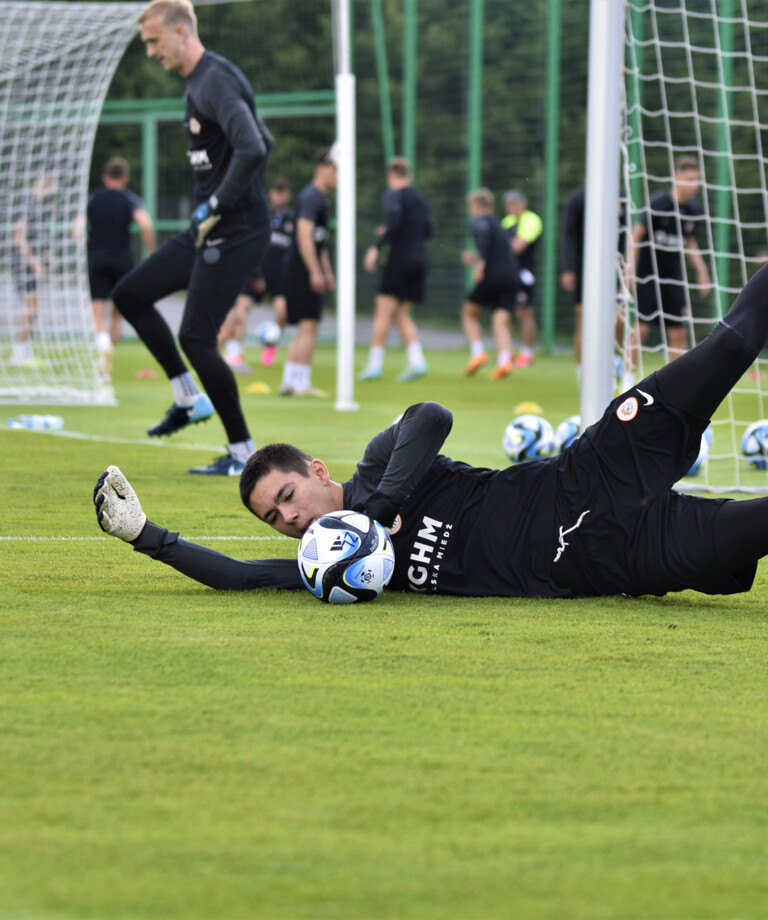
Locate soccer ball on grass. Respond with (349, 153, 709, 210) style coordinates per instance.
(554, 415, 581, 453)
(297, 510, 395, 604)
(503, 414, 555, 463)
(256, 319, 281, 346)
(741, 420, 768, 471)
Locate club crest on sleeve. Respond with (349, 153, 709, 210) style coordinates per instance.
(616, 396, 639, 422)
(386, 514, 403, 536)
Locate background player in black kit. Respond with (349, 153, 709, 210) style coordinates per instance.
(10, 173, 58, 367)
(218, 177, 294, 373)
(560, 184, 631, 387)
(112, 0, 274, 476)
(461, 188, 520, 380)
(85, 157, 156, 376)
(359, 156, 431, 383)
(95, 259, 768, 600)
(630, 155, 712, 361)
(501, 190, 542, 368)
(279, 148, 336, 398)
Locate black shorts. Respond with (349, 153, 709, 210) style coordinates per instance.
(88, 250, 133, 300)
(467, 276, 518, 312)
(378, 260, 427, 303)
(240, 264, 286, 300)
(636, 278, 688, 327)
(551, 374, 751, 597)
(284, 263, 323, 323)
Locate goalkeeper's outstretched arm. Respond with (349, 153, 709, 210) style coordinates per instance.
(94, 466, 303, 591)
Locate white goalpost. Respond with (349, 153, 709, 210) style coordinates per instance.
(615, 0, 768, 492)
(0, 1, 142, 405)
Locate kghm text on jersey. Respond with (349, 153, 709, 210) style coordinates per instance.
(187, 149, 211, 170)
(407, 516, 454, 592)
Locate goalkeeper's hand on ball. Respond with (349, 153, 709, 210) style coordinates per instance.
(93, 466, 147, 542)
(361, 491, 399, 529)
(191, 195, 221, 247)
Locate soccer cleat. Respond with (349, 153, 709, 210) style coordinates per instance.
(464, 352, 488, 376)
(279, 383, 294, 396)
(224, 353, 252, 375)
(489, 361, 514, 381)
(358, 366, 383, 381)
(395, 361, 428, 383)
(147, 393, 214, 437)
(261, 344, 277, 367)
(188, 452, 245, 476)
(514, 352, 535, 369)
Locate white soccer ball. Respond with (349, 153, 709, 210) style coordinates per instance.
(256, 319, 281, 346)
(741, 420, 768, 471)
(503, 414, 555, 463)
(686, 425, 714, 476)
(297, 510, 396, 604)
(554, 415, 581, 453)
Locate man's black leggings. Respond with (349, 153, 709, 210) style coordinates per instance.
(113, 224, 268, 444)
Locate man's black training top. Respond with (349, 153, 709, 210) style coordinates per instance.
(376, 187, 432, 266)
(184, 50, 274, 210)
(636, 189, 703, 283)
(470, 214, 518, 285)
(260, 205, 295, 279)
(288, 183, 333, 268)
(87, 188, 143, 254)
(131, 402, 568, 598)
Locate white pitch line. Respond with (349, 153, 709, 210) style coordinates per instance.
(2, 427, 357, 463)
(2, 427, 216, 451)
(0, 535, 292, 542)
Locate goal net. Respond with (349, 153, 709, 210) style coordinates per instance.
(0, 1, 142, 405)
(620, 0, 768, 491)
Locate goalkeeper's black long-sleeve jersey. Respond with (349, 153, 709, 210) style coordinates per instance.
(132, 402, 572, 597)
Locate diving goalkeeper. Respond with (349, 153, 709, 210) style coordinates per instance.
(96, 262, 768, 598)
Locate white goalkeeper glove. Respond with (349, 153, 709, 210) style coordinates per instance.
(93, 465, 147, 542)
(191, 195, 221, 248)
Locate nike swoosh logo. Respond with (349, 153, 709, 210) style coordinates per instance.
(636, 388, 654, 406)
(227, 464, 241, 476)
(205, 237, 226, 247)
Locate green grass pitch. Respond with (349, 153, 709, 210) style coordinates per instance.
(2, 341, 768, 919)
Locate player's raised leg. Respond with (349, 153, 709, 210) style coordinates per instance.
(653, 262, 768, 420)
(112, 232, 215, 437)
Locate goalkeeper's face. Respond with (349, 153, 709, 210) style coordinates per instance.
(247, 460, 343, 539)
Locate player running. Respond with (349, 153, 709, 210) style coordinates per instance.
(112, 0, 274, 476)
(461, 189, 520, 381)
(85, 157, 156, 376)
(278, 148, 337, 398)
(96, 261, 768, 599)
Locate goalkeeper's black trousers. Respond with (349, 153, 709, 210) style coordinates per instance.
(654, 261, 768, 572)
